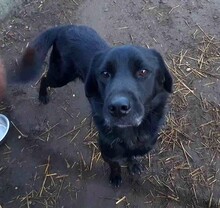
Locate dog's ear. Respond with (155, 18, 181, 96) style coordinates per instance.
(85, 52, 105, 98)
(150, 49, 173, 93)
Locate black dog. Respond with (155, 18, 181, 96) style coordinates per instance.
(18, 25, 173, 187)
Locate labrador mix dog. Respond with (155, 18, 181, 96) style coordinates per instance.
(17, 25, 173, 187)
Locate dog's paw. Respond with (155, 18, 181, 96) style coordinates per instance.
(128, 161, 143, 175)
(39, 95, 49, 104)
(109, 174, 122, 187)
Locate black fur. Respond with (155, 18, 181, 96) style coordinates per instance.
(18, 25, 173, 187)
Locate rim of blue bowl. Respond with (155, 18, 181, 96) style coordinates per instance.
(0, 114, 10, 143)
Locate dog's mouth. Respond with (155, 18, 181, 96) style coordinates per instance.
(105, 115, 143, 128)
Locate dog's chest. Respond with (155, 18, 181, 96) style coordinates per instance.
(113, 128, 152, 150)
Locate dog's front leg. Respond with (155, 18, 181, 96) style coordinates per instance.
(127, 157, 143, 175)
(98, 132, 123, 187)
(107, 160, 122, 187)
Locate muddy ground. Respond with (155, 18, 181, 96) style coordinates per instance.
(0, 0, 220, 207)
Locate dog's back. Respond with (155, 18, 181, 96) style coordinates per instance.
(17, 25, 109, 82)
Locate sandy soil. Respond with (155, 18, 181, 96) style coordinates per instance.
(0, 0, 219, 207)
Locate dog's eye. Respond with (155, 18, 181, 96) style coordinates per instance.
(136, 69, 148, 78)
(101, 71, 111, 79)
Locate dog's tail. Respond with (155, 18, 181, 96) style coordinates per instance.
(17, 26, 63, 82)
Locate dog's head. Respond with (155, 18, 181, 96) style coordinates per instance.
(85, 46, 173, 128)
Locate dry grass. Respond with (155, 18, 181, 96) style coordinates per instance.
(18, 156, 78, 207)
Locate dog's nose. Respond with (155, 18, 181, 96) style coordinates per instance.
(108, 97, 131, 117)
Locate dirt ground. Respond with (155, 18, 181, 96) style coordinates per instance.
(0, 0, 220, 207)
